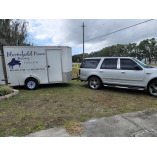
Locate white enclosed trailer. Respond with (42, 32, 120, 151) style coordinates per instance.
(0, 46, 72, 89)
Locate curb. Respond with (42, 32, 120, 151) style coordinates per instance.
(0, 89, 19, 100)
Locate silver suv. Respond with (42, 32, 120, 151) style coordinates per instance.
(79, 57, 157, 97)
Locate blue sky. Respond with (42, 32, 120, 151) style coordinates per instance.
(27, 19, 157, 56)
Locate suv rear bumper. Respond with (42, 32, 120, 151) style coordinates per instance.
(79, 76, 88, 81)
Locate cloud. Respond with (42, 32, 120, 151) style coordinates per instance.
(28, 19, 157, 54)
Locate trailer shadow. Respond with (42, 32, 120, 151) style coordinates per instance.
(81, 83, 148, 96)
(39, 83, 72, 89)
(13, 83, 72, 90)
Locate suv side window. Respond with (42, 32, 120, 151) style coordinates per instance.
(100, 59, 118, 69)
(120, 59, 139, 70)
(80, 59, 101, 69)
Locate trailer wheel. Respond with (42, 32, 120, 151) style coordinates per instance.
(25, 78, 38, 90)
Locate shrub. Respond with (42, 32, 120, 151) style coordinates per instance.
(0, 85, 13, 96)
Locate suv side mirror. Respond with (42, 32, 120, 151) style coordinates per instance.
(134, 65, 142, 70)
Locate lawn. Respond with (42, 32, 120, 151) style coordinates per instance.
(0, 68, 157, 136)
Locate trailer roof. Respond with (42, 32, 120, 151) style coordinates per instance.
(3, 46, 71, 48)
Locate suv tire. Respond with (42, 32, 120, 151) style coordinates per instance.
(147, 80, 157, 97)
(88, 76, 102, 90)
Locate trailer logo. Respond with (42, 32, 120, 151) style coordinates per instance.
(8, 58, 21, 69)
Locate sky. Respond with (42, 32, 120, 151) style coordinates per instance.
(27, 19, 157, 56)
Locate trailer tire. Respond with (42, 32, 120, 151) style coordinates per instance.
(25, 78, 38, 90)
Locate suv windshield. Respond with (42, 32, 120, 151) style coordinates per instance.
(133, 58, 153, 68)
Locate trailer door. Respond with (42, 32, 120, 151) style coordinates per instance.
(0, 50, 5, 85)
(46, 49, 62, 82)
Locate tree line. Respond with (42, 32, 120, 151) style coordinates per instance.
(72, 38, 157, 64)
(0, 19, 31, 53)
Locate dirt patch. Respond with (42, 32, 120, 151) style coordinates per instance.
(64, 122, 84, 135)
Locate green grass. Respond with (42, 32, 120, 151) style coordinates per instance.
(72, 68, 79, 78)
(72, 63, 81, 69)
(0, 69, 157, 136)
(148, 64, 157, 66)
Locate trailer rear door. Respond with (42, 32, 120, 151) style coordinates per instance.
(46, 49, 62, 82)
(0, 50, 5, 85)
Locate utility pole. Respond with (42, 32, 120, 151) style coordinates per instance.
(81, 22, 85, 60)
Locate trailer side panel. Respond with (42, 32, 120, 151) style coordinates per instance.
(3, 47, 49, 86)
(61, 47, 72, 82)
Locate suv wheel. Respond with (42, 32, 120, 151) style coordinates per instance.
(148, 80, 157, 97)
(88, 76, 102, 90)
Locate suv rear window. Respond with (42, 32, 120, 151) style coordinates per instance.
(80, 59, 100, 69)
(101, 59, 118, 69)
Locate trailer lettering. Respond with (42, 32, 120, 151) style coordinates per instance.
(7, 51, 45, 58)
(34, 51, 45, 56)
(7, 51, 33, 57)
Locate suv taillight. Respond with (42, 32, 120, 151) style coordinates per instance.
(79, 69, 80, 75)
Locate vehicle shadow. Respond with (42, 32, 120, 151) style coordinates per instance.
(82, 83, 148, 96)
(13, 82, 148, 97)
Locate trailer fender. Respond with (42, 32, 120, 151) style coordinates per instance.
(24, 76, 40, 90)
(24, 76, 40, 85)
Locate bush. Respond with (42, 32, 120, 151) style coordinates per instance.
(0, 85, 13, 96)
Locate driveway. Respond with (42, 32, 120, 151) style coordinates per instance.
(27, 110, 157, 137)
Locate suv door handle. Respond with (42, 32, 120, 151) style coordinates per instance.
(121, 71, 125, 73)
(146, 72, 151, 75)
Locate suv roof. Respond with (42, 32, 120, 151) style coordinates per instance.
(84, 57, 134, 59)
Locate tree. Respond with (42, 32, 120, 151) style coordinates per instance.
(72, 38, 157, 63)
(0, 19, 31, 53)
(149, 38, 157, 64)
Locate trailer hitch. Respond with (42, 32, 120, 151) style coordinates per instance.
(72, 76, 80, 80)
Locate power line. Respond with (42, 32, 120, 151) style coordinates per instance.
(85, 19, 154, 42)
